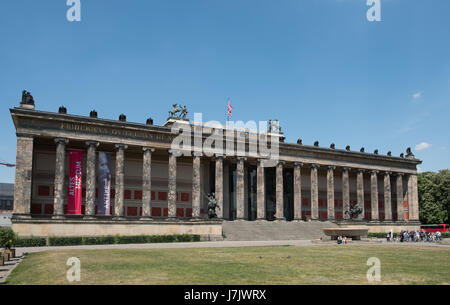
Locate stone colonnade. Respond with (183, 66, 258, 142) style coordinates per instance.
(13, 135, 420, 222)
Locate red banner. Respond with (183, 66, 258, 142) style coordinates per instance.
(67, 149, 83, 215)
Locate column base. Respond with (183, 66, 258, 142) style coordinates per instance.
(139, 216, 153, 221)
(12, 214, 32, 220)
(52, 215, 66, 220)
(112, 216, 126, 221)
(83, 215, 97, 220)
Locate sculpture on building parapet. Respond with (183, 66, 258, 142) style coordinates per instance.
(21, 90, 35, 106)
(168, 104, 188, 119)
(346, 146, 350, 151)
(314, 141, 319, 147)
(58, 106, 67, 114)
(374, 149, 379, 155)
(268, 120, 281, 133)
(387, 151, 392, 156)
(119, 114, 126, 122)
(330, 143, 335, 149)
(360, 147, 365, 152)
(90, 110, 98, 118)
(400, 153, 404, 158)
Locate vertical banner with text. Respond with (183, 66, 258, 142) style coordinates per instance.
(67, 149, 83, 214)
(97, 152, 112, 215)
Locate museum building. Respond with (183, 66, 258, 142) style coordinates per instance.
(10, 94, 422, 238)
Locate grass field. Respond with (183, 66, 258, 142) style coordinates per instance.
(6, 245, 450, 285)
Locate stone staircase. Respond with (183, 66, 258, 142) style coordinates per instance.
(222, 220, 339, 241)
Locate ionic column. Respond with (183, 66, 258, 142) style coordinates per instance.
(293, 162, 303, 220)
(327, 166, 335, 220)
(408, 174, 419, 221)
(113, 144, 128, 219)
(256, 159, 266, 220)
(356, 169, 365, 220)
(215, 155, 224, 219)
(192, 153, 201, 218)
(384, 171, 392, 221)
(370, 170, 379, 221)
(396, 173, 404, 221)
(167, 150, 178, 218)
(236, 157, 246, 220)
(342, 167, 350, 219)
(13, 135, 34, 217)
(275, 161, 284, 220)
(53, 138, 69, 219)
(85, 141, 99, 218)
(141, 147, 155, 219)
(310, 164, 319, 220)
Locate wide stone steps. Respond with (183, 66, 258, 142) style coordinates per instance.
(222, 220, 339, 241)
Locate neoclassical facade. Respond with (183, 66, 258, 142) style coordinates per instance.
(10, 98, 421, 237)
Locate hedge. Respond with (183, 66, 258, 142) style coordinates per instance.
(14, 237, 46, 247)
(13, 234, 201, 247)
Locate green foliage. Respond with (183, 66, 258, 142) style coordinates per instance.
(0, 228, 18, 249)
(368, 232, 398, 238)
(20, 234, 201, 247)
(48, 237, 83, 246)
(81, 236, 115, 245)
(418, 170, 450, 224)
(14, 237, 46, 247)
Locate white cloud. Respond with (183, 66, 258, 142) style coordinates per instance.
(415, 142, 431, 151)
(412, 91, 423, 99)
(417, 166, 422, 173)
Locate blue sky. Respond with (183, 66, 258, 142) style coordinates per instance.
(0, 0, 449, 182)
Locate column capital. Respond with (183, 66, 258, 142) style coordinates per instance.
(355, 168, 365, 174)
(394, 172, 404, 177)
(384, 171, 392, 176)
(168, 149, 181, 156)
(192, 150, 202, 157)
(370, 170, 379, 175)
(143, 147, 155, 153)
(294, 162, 304, 167)
(341, 166, 350, 172)
(327, 165, 336, 170)
(310, 163, 319, 169)
(214, 153, 225, 160)
(54, 137, 69, 145)
(276, 160, 285, 166)
(115, 143, 128, 150)
(237, 156, 247, 162)
(86, 141, 100, 148)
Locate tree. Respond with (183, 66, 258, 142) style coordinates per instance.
(418, 170, 450, 224)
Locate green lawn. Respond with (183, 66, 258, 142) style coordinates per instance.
(6, 245, 450, 285)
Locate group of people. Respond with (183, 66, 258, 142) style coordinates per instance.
(386, 230, 442, 243)
(336, 236, 348, 244)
